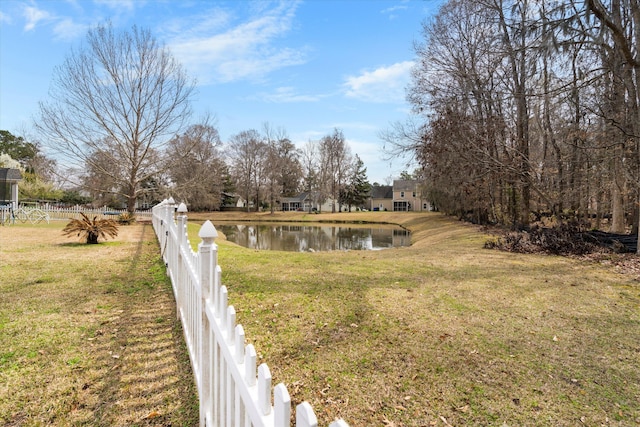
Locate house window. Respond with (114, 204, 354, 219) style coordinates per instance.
(394, 201, 408, 211)
(412, 191, 416, 197)
(423, 203, 428, 210)
(400, 191, 404, 198)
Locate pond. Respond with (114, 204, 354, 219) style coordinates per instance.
(215, 222, 411, 252)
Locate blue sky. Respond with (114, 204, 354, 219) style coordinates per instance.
(0, 0, 441, 184)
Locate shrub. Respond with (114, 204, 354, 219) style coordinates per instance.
(117, 212, 136, 225)
(62, 213, 118, 244)
(485, 221, 601, 255)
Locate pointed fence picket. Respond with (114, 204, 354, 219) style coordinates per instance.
(34, 204, 153, 221)
(152, 199, 349, 427)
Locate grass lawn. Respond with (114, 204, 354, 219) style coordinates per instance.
(188, 211, 640, 426)
(0, 221, 198, 426)
(2, 212, 639, 426)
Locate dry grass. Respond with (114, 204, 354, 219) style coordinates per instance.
(0, 222, 198, 426)
(187, 211, 640, 426)
(2, 211, 639, 426)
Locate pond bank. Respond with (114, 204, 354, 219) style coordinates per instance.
(185, 211, 640, 425)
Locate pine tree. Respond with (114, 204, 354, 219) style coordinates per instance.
(342, 155, 371, 211)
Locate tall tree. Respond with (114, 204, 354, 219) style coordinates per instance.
(301, 140, 322, 212)
(341, 154, 371, 211)
(0, 130, 61, 202)
(262, 123, 302, 213)
(167, 123, 224, 211)
(227, 130, 266, 212)
(586, 0, 640, 250)
(0, 130, 56, 181)
(0, 131, 37, 165)
(82, 145, 132, 208)
(319, 128, 351, 213)
(36, 23, 196, 213)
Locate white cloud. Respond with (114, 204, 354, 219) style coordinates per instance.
(0, 11, 11, 24)
(93, 0, 137, 11)
(23, 5, 52, 31)
(330, 121, 379, 133)
(257, 87, 322, 103)
(162, 8, 231, 39)
(381, 0, 409, 20)
(53, 18, 87, 41)
(381, 4, 408, 15)
(167, 1, 306, 85)
(343, 61, 414, 103)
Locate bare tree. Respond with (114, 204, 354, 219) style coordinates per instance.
(586, 0, 640, 250)
(167, 123, 224, 211)
(382, 0, 640, 251)
(37, 23, 196, 213)
(227, 130, 266, 212)
(262, 123, 302, 213)
(301, 140, 322, 212)
(319, 128, 351, 213)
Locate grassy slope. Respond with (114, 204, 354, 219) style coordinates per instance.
(0, 222, 198, 426)
(1, 212, 638, 426)
(188, 211, 640, 426)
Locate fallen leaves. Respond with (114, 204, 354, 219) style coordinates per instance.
(143, 410, 161, 419)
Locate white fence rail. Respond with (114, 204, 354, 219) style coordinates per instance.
(37, 205, 152, 221)
(152, 199, 349, 427)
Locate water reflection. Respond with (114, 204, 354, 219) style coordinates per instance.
(216, 223, 411, 252)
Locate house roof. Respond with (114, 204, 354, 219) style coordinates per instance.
(371, 185, 393, 199)
(281, 192, 311, 203)
(393, 180, 417, 192)
(0, 168, 22, 182)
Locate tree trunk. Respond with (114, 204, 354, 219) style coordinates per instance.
(127, 195, 136, 214)
(611, 168, 626, 233)
(87, 231, 99, 244)
(637, 206, 640, 255)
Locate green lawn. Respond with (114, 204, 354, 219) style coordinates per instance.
(2, 212, 639, 426)
(189, 211, 640, 426)
(0, 221, 198, 426)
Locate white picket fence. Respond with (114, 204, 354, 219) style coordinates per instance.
(36, 205, 152, 221)
(151, 198, 349, 427)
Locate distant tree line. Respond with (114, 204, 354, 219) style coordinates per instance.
(3, 22, 372, 214)
(1, 124, 371, 213)
(162, 123, 371, 213)
(384, 0, 640, 237)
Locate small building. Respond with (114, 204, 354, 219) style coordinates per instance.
(280, 192, 309, 211)
(366, 180, 431, 212)
(369, 185, 393, 211)
(220, 192, 249, 212)
(392, 180, 430, 212)
(392, 180, 431, 212)
(280, 192, 336, 213)
(0, 168, 22, 209)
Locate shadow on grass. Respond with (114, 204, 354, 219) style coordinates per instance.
(72, 224, 199, 426)
(57, 241, 124, 247)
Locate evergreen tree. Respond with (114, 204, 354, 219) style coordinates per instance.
(341, 155, 371, 211)
(0, 130, 37, 165)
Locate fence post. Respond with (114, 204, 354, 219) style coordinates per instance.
(176, 203, 188, 249)
(150, 201, 350, 427)
(198, 220, 218, 426)
(165, 197, 175, 231)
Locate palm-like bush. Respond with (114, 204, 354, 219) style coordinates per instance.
(62, 213, 119, 244)
(117, 212, 136, 225)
